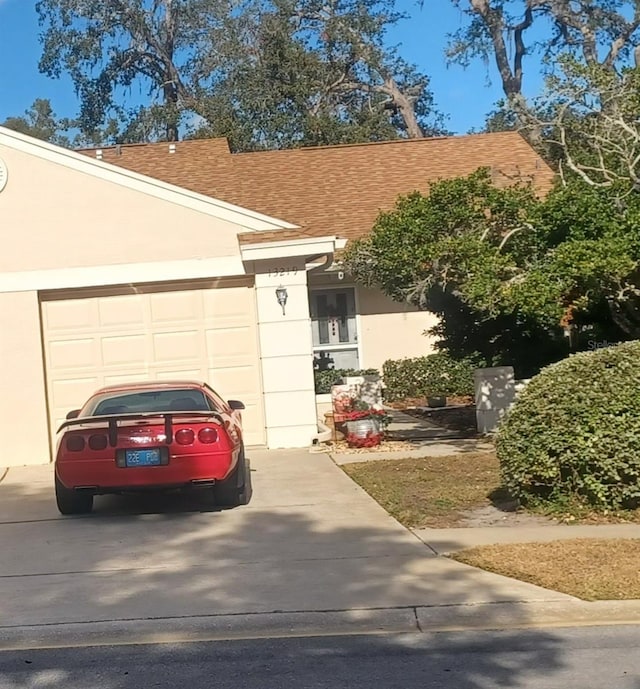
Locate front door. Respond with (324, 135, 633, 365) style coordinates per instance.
(309, 288, 359, 370)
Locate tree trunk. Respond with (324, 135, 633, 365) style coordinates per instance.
(163, 80, 180, 142)
(383, 76, 423, 139)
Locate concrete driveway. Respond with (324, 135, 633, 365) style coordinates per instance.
(0, 449, 575, 638)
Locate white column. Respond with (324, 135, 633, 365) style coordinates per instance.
(254, 260, 317, 448)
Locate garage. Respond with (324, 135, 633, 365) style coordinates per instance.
(0, 125, 339, 467)
(40, 278, 266, 447)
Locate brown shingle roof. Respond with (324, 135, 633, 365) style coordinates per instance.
(79, 133, 555, 244)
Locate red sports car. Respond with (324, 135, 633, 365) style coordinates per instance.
(54, 381, 250, 515)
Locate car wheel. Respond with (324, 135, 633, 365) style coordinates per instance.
(55, 476, 94, 515)
(213, 447, 251, 508)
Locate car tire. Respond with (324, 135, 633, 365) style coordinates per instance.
(55, 476, 94, 515)
(213, 447, 251, 508)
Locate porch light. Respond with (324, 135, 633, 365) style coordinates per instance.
(276, 286, 288, 315)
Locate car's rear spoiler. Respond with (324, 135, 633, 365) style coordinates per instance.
(57, 411, 225, 447)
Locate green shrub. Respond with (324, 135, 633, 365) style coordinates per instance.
(314, 368, 379, 395)
(382, 353, 477, 401)
(496, 341, 640, 511)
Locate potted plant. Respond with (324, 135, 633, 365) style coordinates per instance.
(343, 401, 391, 447)
(426, 391, 447, 408)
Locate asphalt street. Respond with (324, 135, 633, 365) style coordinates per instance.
(1, 625, 639, 689)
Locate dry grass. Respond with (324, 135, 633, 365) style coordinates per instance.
(342, 452, 640, 527)
(452, 539, 640, 600)
(341, 452, 504, 528)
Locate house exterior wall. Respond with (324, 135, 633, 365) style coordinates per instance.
(0, 136, 331, 465)
(0, 291, 51, 467)
(356, 286, 439, 371)
(0, 145, 244, 275)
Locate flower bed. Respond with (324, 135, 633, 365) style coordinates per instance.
(345, 431, 384, 448)
(333, 402, 391, 448)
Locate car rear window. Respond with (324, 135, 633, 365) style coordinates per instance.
(87, 389, 212, 416)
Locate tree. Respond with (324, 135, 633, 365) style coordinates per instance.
(2, 99, 71, 146)
(36, 0, 232, 142)
(342, 169, 639, 373)
(188, 0, 445, 149)
(2, 98, 121, 148)
(37, 0, 442, 148)
(532, 59, 640, 190)
(448, 0, 640, 142)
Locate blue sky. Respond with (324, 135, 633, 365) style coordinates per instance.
(0, 0, 544, 134)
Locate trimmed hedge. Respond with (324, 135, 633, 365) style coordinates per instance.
(382, 353, 477, 401)
(314, 368, 379, 395)
(496, 341, 640, 511)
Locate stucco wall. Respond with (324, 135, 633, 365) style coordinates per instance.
(254, 260, 317, 448)
(0, 145, 243, 273)
(0, 291, 51, 467)
(356, 286, 438, 372)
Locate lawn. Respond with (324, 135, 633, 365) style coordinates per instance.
(452, 539, 640, 600)
(342, 452, 640, 528)
(342, 452, 640, 601)
(341, 452, 506, 528)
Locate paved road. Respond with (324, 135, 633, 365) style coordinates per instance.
(1, 625, 639, 688)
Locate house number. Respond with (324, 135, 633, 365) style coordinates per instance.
(269, 267, 298, 277)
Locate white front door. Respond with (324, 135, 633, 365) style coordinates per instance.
(309, 288, 359, 370)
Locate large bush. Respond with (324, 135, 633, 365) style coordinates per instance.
(497, 341, 640, 511)
(382, 353, 477, 401)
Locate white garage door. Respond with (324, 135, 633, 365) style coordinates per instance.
(40, 279, 266, 447)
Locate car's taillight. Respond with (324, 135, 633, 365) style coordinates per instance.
(176, 429, 195, 445)
(88, 434, 108, 451)
(66, 435, 85, 452)
(198, 427, 218, 444)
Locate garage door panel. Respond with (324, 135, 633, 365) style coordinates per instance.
(48, 338, 98, 370)
(209, 366, 259, 397)
(152, 330, 202, 362)
(205, 328, 257, 363)
(150, 291, 202, 324)
(42, 282, 266, 447)
(44, 299, 96, 331)
(154, 368, 205, 381)
(102, 372, 153, 387)
(98, 295, 145, 326)
(234, 404, 262, 446)
(203, 289, 253, 326)
(50, 377, 101, 432)
(101, 335, 148, 366)
(51, 377, 100, 408)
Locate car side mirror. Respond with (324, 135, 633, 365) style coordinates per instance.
(228, 400, 245, 411)
(66, 409, 81, 420)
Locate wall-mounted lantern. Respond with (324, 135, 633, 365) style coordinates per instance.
(276, 286, 288, 315)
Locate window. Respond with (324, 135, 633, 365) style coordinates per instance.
(309, 288, 359, 371)
(87, 389, 210, 415)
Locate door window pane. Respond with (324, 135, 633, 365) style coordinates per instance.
(310, 289, 357, 347)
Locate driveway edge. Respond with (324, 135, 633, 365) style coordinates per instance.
(2, 601, 640, 650)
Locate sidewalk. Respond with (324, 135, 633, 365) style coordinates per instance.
(385, 408, 463, 441)
(330, 407, 494, 463)
(414, 523, 640, 554)
(332, 437, 495, 463)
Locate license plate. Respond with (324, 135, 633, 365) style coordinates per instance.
(125, 448, 162, 467)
